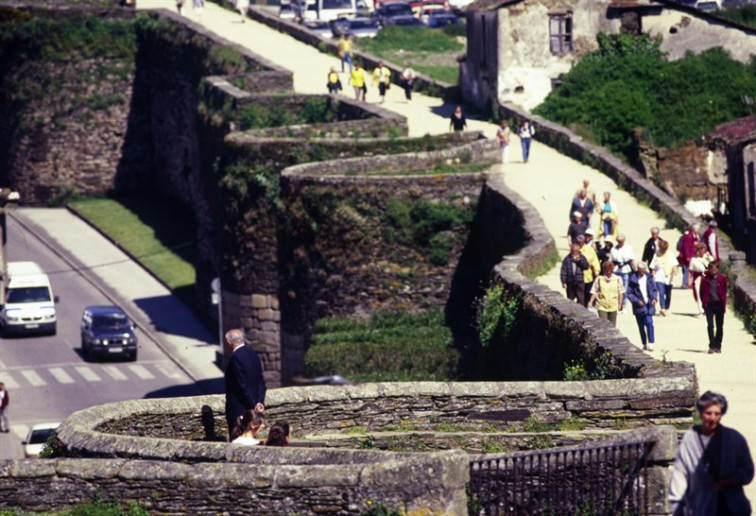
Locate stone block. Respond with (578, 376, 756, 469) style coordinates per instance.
(258, 308, 275, 321)
(251, 294, 268, 309)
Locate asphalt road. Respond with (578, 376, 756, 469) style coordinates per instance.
(0, 214, 204, 459)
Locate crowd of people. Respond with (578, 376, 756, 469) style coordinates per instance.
(560, 180, 725, 353)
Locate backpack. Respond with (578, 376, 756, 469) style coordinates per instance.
(676, 235, 684, 252)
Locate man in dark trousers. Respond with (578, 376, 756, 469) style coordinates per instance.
(224, 328, 266, 438)
(700, 261, 727, 354)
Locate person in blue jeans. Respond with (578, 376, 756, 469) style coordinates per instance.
(625, 262, 659, 351)
(609, 233, 635, 312)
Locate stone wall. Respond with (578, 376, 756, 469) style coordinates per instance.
(0, 454, 469, 515)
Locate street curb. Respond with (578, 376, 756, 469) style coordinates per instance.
(8, 210, 220, 394)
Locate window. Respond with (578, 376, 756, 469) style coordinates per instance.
(549, 14, 573, 54)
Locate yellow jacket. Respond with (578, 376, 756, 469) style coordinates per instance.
(580, 243, 601, 284)
(592, 274, 623, 313)
(350, 68, 365, 88)
(338, 38, 352, 58)
(372, 66, 391, 86)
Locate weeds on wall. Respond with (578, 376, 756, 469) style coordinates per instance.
(238, 98, 335, 130)
(562, 351, 624, 381)
(0, 494, 149, 516)
(359, 503, 403, 516)
(476, 284, 520, 348)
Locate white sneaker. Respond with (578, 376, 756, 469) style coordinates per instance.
(648, 343, 654, 351)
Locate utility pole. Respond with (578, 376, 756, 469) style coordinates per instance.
(0, 187, 20, 308)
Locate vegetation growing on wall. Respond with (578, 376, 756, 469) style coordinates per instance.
(718, 3, 756, 29)
(0, 495, 148, 516)
(238, 97, 335, 129)
(535, 33, 756, 161)
(304, 309, 459, 381)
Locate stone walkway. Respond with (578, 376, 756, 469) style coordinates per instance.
(140, 1, 756, 499)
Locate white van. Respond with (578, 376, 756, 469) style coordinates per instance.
(1, 261, 57, 335)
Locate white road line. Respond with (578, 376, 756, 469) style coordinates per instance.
(101, 365, 129, 381)
(153, 362, 183, 379)
(0, 373, 20, 389)
(74, 366, 102, 382)
(128, 364, 154, 380)
(10, 424, 29, 439)
(20, 370, 46, 387)
(48, 367, 75, 384)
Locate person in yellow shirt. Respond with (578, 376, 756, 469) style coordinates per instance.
(371, 61, 391, 104)
(589, 260, 624, 326)
(577, 233, 601, 308)
(349, 62, 365, 101)
(338, 34, 353, 73)
(327, 67, 342, 95)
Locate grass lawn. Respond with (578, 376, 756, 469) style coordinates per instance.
(354, 26, 464, 85)
(69, 197, 197, 298)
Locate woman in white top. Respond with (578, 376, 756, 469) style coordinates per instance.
(650, 239, 677, 316)
(231, 409, 265, 446)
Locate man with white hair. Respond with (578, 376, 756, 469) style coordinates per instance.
(641, 227, 660, 264)
(224, 328, 266, 439)
(567, 211, 586, 247)
(625, 262, 659, 351)
(610, 233, 636, 313)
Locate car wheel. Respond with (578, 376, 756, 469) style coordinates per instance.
(49, 323, 57, 336)
(130, 350, 138, 362)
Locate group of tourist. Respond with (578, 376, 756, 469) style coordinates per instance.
(224, 329, 290, 446)
(561, 180, 726, 354)
(329, 35, 416, 104)
(494, 119, 534, 164)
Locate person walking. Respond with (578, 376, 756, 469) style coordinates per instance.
(599, 191, 619, 239)
(176, 0, 185, 14)
(701, 220, 720, 262)
(236, 0, 249, 22)
(609, 233, 635, 313)
(567, 211, 586, 247)
(327, 67, 342, 95)
(560, 243, 590, 306)
(669, 391, 754, 516)
(700, 261, 727, 354)
(570, 189, 595, 228)
(575, 179, 597, 206)
(349, 62, 366, 101)
(577, 234, 601, 308)
(338, 34, 353, 73)
(400, 62, 415, 101)
(517, 120, 534, 163)
(650, 239, 677, 316)
(496, 120, 511, 163)
(589, 260, 624, 327)
(0, 382, 9, 433)
(678, 223, 700, 288)
(371, 61, 391, 104)
(192, 0, 205, 20)
(689, 242, 715, 316)
(641, 226, 660, 264)
(625, 262, 659, 351)
(450, 105, 466, 133)
(224, 328, 266, 439)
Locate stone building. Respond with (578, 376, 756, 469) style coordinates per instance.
(460, 0, 756, 112)
(709, 115, 756, 262)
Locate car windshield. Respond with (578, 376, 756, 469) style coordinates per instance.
(323, 0, 353, 8)
(385, 3, 412, 14)
(7, 287, 51, 303)
(92, 314, 131, 331)
(29, 428, 56, 445)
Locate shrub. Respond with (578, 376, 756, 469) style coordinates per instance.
(535, 32, 756, 161)
(356, 26, 463, 54)
(305, 309, 458, 382)
(476, 284, 519, 348)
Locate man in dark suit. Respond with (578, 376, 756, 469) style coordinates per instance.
(224, 328, 266, 438)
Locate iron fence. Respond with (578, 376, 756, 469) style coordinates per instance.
(469, 439, 653, 516)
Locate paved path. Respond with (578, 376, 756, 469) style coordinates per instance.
(142, 0, 756, 498)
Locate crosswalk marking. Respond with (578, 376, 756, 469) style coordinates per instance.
(74, 366, 102, 382)
(0, 373, 20, 389)
(21, 370, 46, 387)
(153, 362, 182, 379)
(128, 364, 154, 380)
(102, 365, 129, 381)
(48, 367, 75, 384)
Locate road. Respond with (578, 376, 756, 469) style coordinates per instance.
(0, 212, 205, 459)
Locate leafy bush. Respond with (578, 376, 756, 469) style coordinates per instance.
(718, 3, 756, 28)
(535, 33, 756, 160)
(476, 284, 520, 348)
(305, 309, 458, 382)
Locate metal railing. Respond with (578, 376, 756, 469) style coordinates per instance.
(469, 439, 653, 516)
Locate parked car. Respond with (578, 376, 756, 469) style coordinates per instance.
(330, 16, 381, 37)
(279, 3, 297, 20)
(22, 422, 60, 458)
(374, 1, 414, 24)
(424, 10, 460, 27)
(384, 14, 426, 26)
(694, 0, 721, 10)
(81, 306, 138, 361)
(303, 19, 332, 37)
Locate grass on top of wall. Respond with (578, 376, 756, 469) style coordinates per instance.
(69, 197, 197, 304)
(305, 309, 459, 382)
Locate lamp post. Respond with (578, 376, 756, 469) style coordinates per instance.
(0, 188, 20, 308)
